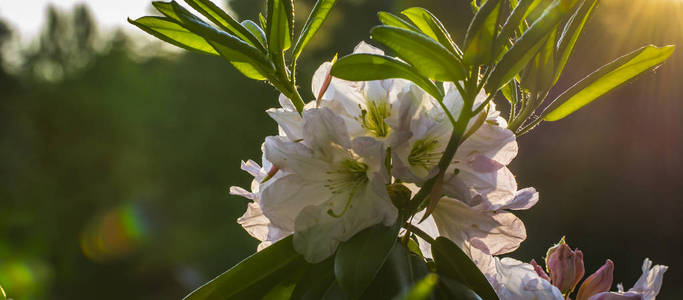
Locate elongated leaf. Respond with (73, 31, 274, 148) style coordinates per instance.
(553, 0, 598, 84)
(170, 2, 274, 79)
(293, 0, 338, 61)
(543, 45, 675, 121)
(290, 258, 336, 300)
(129, 16, 219, 55)
(520, 26, 557, 92)
(241, 20, 267, 48)
(267, 0, 294, 54)
(360, 243, 430, 299)
(334, 222, 400, 299)
(371, 26, 466, 82)
(182, 0, 266, 52)
(495, 0, 542, 57)
(401, 7, 461, 56)
(432, 237, 499, 300)
(184, 236, 307, 300)
(401, 274, 439, 300)
(438, 277, 483, 300)
(152, 1, 182, 22)
(485, 0, 577, 92)
(378, 12, 420, 31)
(464, 0, 502, 65)
(331, 53, 443, 100)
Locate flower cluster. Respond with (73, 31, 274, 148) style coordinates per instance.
(231, 42, 535, 263)
(230, 42, 669, 299)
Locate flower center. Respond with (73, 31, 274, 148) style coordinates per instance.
(324, 159, 369, 217)
(357, 100, 391, 138)
(408, 137, 441, 172)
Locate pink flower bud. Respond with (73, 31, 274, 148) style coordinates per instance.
(546, 239, 585, 294)
(531, 259, 551, 282)
(576, 259, 615, 300)
(588, 292, 643, 300)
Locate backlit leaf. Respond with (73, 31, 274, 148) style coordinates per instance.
(543, 45, 675, 121)
(371, 26, 466, 82)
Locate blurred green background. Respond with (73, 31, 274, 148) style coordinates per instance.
(0, 0, 680, 299)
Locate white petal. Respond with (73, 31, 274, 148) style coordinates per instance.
(478, 187, 540, 211)
(237, 202, 271, 242)
(432, 198, 526, 255)
(263, 136, 330, 181)
(353, 41, 384, 55)
(230, 186, 255, 200)
(312, 61, 332, 98)
(457, 123, 517, 166)
(278, 93, 297, 111)
(443, 166, 518, 208)
(492, 257, 564, 300)
(267, 108, 304, 141)
(303, 107, 352, 151)
(292, 176, 397, 263)
(260, 173, 332, 231)
(628, 258, 668, 300)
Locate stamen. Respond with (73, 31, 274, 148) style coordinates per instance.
(324, 159, 369, 218)
(408, 137, 442, 171)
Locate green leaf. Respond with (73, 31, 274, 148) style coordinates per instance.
(520, 26, 557, 92)
(500, 80, 518, 104)
(170, 1, 274, 80)
(438, 277, 483, 300)
(370, 26, 466, 82)
(129, 16, 219, 55)
(543, 45, 675, 121)
(182, 0, 266, 52)
(378, 12, 420, 31)
(152, 1, 182, 22)
(290, 258, 336, 300)
(485, 0, 577, 92)
(401, 7, 461, 56)
(361, 243, 430, 299)
(267, 0, 294, 54)
(241, 20, 267, 48)
(293, 0, 338, 61)
(432, 237, 499, 300)
(401, 274, 439, 300)
(463, 0, 502, 65)
(495, 0, 543, 58)
(184, 236, 307, 300)
(331, 53, 443, 100)
(334, 222, 400, 299)
(553, 0, 598, 84)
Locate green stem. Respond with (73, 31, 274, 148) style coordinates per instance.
(404, 223, 436, 245)
(408, 93, 473, 213)
(516, 115, 543, 136)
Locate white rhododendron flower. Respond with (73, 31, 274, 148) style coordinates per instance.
(313, 42, 409, 141)
(260, 107, 398, 262)
(390, 81, 520, 207)
(269, 42, 410, 143)
(589, 259, 668, 300)
(491, 257, 565, 300)
(230, 157, 292, 251)
(410, 187, 537, 261)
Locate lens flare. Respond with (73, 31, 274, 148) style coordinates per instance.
(80, 203, 149, 262)
(0, 259, 52, 299)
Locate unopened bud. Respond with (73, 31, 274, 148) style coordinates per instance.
(546, 238, 585, 294)
(387, 183, 411, 211)
(577, 259, 615, 300)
